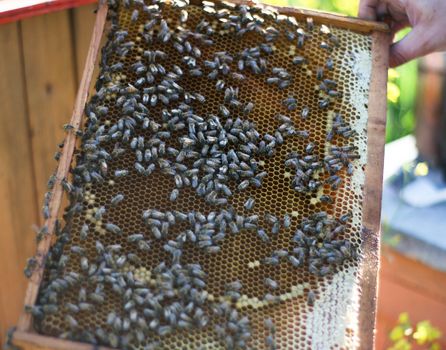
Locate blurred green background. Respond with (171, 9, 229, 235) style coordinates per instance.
(264, 0, 418, 143)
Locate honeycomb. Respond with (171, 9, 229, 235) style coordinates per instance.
(29, 0, 376, 349)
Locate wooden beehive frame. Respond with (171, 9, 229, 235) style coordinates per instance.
(10, 1, 389, 349)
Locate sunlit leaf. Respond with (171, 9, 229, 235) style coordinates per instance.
(395, 28, 412, 41)
(396, 60, 417, 109)
(390, 326, 405, 342)
(430, 342, 441, 350)
(288, 0, 321, 10)
(430, 328, 442, 341)
(398, 312, 410, 325)
(413, 320, 441, 345)
(413, 322, 429, 345)
(331, 0, 358, 16)
(263, 0, 290, 7)
(420, 321, 442, 342)
(389, 338, 412, 350)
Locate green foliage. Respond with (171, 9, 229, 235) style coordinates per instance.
(386, 30, 418, 143)
(388, 313, 442, 350)
(263, 0, 418, 143)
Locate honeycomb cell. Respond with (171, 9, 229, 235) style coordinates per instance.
(33, 1, 374, 349)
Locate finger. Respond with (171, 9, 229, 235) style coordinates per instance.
(375, 2, 389, 20)
(358, 0, 379, 20)
(389, 26, 430, 67)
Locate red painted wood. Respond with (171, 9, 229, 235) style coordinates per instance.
(0, 0, 97, 25)
(376, 248, 446, 349)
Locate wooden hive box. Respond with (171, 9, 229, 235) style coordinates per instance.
(10, 0, 389, 349)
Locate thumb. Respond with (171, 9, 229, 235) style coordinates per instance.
(390, 26, 430, 67)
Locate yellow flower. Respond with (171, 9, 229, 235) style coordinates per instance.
(414, 162, 429, 177)
(387, 82, 400, 103)
(414, 321, 442, 345)
(390, 326, 405, 342)
(398, 312, 410, 324)
(388, 68, 400, 80)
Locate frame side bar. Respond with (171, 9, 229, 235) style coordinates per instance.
(12, 330, 115, 350)
(16, 0, 108, 332)
(265, 6, 389, 34)
(358, 30, 390, 350)
(191, 0, 389, 33)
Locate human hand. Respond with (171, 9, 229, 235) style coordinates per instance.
(358, 0, 446, 67)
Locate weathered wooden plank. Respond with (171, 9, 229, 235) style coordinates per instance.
(376, 248, 446, 349)
(190, 0, 389, 33)
(0, 0, 97, 25)
(72, 3, 98, 84)
(12, 330, 114, 350)
(0, 21, 38, 345)
(20, 9, 78, 206)
(17, 1, 108, 333)
(358, 30, 390, 350)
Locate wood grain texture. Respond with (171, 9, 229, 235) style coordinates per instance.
(380, 247, 446, 304)
(0, 0, 97, 25)
(262, 5, 389, 33)
(0, 21, 38, 346)
(12, 330, 114, 350)
(376, 248, 446, 349)
(20, 9, 78, 209)
(358, 30, 390, 350)
(72, 3, 98, 84)
(190, 0, 389, 33)
(16, 1, 108, 334)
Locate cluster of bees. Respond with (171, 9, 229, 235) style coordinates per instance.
(24, 0, 364, 349)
